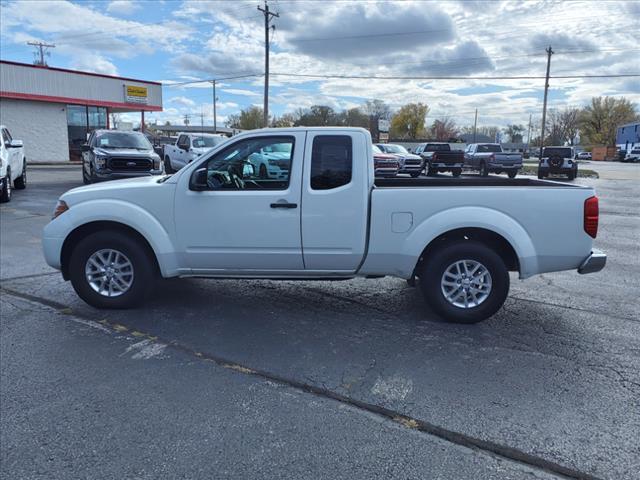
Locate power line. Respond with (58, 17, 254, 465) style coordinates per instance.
(269, 72, 640, 80)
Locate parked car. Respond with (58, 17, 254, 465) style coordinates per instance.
(575, 151, 592, 160)
(372, 144, 400, 177)
(43, 127, 606, 324)
(538, 146, 578, 180)
(464, 143, 523, 178)
(164, 133, 227, 172)
(248, 140, 292, 179)
(81, 130, 163, 184)
(374, 143, 424, 177)
(0, 125, 27, 203)
(414, 143, 464, 177)
(622, 148, 640, 163)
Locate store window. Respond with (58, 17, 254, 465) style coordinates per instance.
(66, 105, 107, 161)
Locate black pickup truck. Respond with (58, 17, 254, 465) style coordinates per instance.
(81, 130, 163, 184)
(414, 143, 465, 177)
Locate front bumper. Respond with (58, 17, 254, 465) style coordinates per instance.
(578, 249, 606, 274)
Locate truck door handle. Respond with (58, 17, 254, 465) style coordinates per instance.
(270, 201, 297, 209)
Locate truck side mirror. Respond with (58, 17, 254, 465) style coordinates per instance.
(189, 168, 209, 191)
(81, 144, 91, 152)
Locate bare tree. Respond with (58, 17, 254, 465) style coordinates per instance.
(430, 118, 458, 141)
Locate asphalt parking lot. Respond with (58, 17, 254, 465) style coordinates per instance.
(1, 164, 639, 479)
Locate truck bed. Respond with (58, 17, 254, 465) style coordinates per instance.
(375, 176, 582, 188)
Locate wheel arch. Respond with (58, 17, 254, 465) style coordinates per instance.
(414, 227, 519, 277)
(60, 221, 160, 280)
(406, 207, 539, 279)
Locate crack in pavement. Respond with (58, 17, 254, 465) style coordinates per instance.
(0, 285, 604, 480)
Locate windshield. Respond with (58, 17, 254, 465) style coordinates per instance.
(192, 136, 225, 148)
(383, 144, 408, 154)
(477, 144, 501, 153)
(425, 144, 450, 152)
(94, 132, 151, 150)
(372, 144, 382, 153)
(543, 147, 572, 158)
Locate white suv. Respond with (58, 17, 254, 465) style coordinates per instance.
(0, 125, 27, 203)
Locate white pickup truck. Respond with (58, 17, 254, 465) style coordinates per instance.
(0, 125, 27, 203)
(43, 127, 606, 323)
(163, 132, 227, 173)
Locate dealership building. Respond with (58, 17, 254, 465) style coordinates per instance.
(0, 60, 162, 162)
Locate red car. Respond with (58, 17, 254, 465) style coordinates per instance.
(372, 144, 399, 177)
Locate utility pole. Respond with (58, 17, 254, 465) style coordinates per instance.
(473, 108, 478, 143)
(526, 113, 532, 150)
(258, 0, 279, 128)
(539, 46, 553, 160)
(183, 114, 191, 126)
(211, 80, 218, 134)
(27, 41, 55, 66)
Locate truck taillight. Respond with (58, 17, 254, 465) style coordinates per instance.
(584, 196, 599, 238)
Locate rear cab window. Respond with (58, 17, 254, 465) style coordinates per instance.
(310, 135, 353, 190)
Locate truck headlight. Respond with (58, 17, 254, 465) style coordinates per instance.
(94, 156, 107, 169)
(152, 156, 161, 170)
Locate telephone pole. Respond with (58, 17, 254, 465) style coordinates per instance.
(27, 41, 55, 66)
(473, 108, 478, 143)
(526, 113, 532, 149)
(211, 80, 218, 134)
(538, 46, 553, 160)
(258, 0, 279, 128)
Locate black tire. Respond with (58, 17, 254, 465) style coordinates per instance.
(68, 231, 156, 309)
(426, 164, 437, 176)
(0, 170, 11, 203)
(480, 161, 489, 177)
(164, 156, 174, 174)
(452, 168, 462, 177)
(410, 171, 421, 178)
(82, 164, 90, 184)
(14, 161, 26, 189)
(418, 241, 509, 324)
(507, 170, 517, 179)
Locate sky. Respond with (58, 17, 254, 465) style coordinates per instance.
(0, 0, 638, 130)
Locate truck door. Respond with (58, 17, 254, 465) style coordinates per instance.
(174, 132, 304, 272)
(301, 131, 369, 271)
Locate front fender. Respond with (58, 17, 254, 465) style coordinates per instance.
(404, 206, 538, 278)
(43, 199, 179, 277)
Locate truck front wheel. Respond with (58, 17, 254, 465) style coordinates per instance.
(419, 241, 509, 324)
(68, 231, 156, 309)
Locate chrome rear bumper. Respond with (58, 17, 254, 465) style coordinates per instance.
(578, 249, 606, 274)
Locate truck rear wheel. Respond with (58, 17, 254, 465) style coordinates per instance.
(418, 241, 509, 324)
(68, 231, 156, 309)
(14, 161, 26, 189)
(452, 168, 462, 177)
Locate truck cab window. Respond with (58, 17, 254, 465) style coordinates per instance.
(310, 135, 352, 190)
(204, 136, 294, 190)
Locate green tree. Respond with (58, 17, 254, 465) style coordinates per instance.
(579, 96, 638, 145)
(390, 103, 429, 139)
(338, 107, 370, 128)
(226, 106, 265, 130)
(271, 113, 297, 128)
(294, 105, 338, 126)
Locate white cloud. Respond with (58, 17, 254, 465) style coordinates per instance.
(70, 52, 118, 76)
(222, 88, 261, 97)
(106, 0, 141, 16)
(169, 96, 196, 107)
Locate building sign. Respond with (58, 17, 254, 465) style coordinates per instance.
(379, 132, 389, 142)
(378, 119, 390, 132)
(124, 85, 148, 105)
